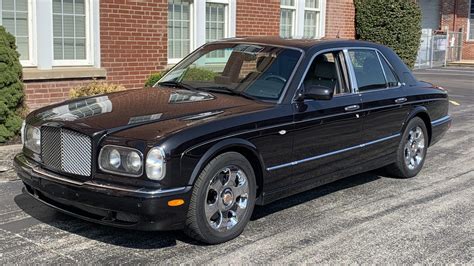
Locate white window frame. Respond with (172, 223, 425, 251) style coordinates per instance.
(280, 0, 326, 39)
(302, 1, 321, 38)
(167, 0, 236, 64)
(0, 0, 37, 66)
(52, 0, 94, 66)
(168, 0, 195, 65)
(0, 0, 100, 69)
(280, 1, 297, 38)
(468, 0, 474, 41)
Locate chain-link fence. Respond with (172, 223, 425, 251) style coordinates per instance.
(415, 30, 464, 69)
(446, 31, 463, 62)
(415, 30, 448, 69)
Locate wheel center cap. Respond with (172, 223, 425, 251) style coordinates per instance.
(222, 189, 234, 206)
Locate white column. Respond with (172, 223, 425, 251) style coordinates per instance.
(92, 0, 100, 68)
(295, 0, 305, 38)
(37, 0, 53, 69)
(194, 1, 206, 49)
(228, 0, 236, 37)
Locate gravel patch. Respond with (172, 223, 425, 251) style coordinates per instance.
(0, 144, 22, 181)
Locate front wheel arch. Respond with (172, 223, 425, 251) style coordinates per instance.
(184, 138, 265, 200)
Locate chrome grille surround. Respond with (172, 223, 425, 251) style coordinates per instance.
(41, 126, 92, 176)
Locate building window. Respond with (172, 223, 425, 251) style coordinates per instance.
(280, 0, 296, 38)
(206, 2, 227, 59)
(0, 0, 33, 63)
(52, 0, 89, 65)
(303, 0, 320, 38)
(469, 0, 474, 40)
(167, 0, 235, 64)
(168, 0, 192, 63)
(280, 0, 325, 39)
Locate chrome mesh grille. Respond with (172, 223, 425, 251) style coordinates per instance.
(41, 127, 92, 176)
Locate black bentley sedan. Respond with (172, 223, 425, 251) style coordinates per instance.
(14, 37, 451, 244)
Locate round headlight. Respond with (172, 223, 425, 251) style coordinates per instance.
(125, 151, 142, 172)
(146, 147, 166, 180)
(109, 149, 121, 169)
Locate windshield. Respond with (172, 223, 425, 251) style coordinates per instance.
(158, 43, 302, 102)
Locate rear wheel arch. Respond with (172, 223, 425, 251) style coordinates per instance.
(404, 107, 432, 145)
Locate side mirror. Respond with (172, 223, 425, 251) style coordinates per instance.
(298, 85, 334, 101)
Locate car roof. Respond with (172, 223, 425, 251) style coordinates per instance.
(214, 36, 381, 51)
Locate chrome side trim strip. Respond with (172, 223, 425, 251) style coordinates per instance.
(266, 133, 401, 171)
(431, 115, 451, 126)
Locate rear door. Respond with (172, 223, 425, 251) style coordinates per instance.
(346, 48, 409, 159)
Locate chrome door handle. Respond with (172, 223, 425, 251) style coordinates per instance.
(395, 97, 407, 104)
(344, 104, 360, 111)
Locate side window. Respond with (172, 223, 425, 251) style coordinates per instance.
(378, 52, 399, 87)
(348, 49, 386, 92)
(303, 51, 350, 95)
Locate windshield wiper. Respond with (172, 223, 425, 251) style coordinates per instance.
(157, 81, 196, 91)
(195, 86, 258, 101)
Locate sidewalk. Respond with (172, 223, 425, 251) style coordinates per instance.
(0, 144, 22, 181)
(447, 60, 474, 67)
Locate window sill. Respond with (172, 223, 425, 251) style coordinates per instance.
(23, 67, 107, 81)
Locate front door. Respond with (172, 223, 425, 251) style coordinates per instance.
(291, 50, 364, 184)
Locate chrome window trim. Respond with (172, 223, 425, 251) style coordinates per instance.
(344, 47, 403, 94)
(266, 133, 401, 171)
(292, 47, 359, 103)
(343, 49, 359, 93)
(98, 144, 144, 178)
(376, 50, 390, 86)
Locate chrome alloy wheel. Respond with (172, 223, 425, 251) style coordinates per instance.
(404, 126, 425, 170)
(205, 166, 250, 232)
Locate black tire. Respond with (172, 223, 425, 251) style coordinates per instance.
(184, 152, 256, 244)
(385, 117, 429, 178)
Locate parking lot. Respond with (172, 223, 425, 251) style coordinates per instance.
(0, 67, 472, 263)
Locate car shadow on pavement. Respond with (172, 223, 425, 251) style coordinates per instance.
(13, 170, 383, 248)
(14, 192, 204, 248)
(251, 171, 382, 221)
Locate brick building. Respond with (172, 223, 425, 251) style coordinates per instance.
(0, 0, 355, 110)
(439, 0, 474, 60)
(417, 0, 474, 62)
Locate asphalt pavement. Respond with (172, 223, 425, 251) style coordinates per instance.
(0, 67, 473, 263)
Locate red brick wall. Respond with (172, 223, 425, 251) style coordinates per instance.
(236, 0, 280, 36)
(325, 0, 356, 39)
(25, 79, 103, 110)
(100, 0, 168, 86)
(440, 0, 474, 60)
(25, 0, 168, 110)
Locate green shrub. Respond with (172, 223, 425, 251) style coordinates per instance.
(145, 67, 217, 87)
(144, 72, 165, 87)
(69, 81, 125, 98)
(182, 67, 217, 81)
(0, 26, 24, 143)
(354, 0, 422, 68)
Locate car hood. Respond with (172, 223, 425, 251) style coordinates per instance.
(29, 87, 272, 138)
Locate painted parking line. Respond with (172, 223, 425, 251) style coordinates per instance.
(414, 72, 474, 76)
(449, 100, 461, 106)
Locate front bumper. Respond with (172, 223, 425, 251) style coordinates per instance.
(14, 153, 192, 231)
